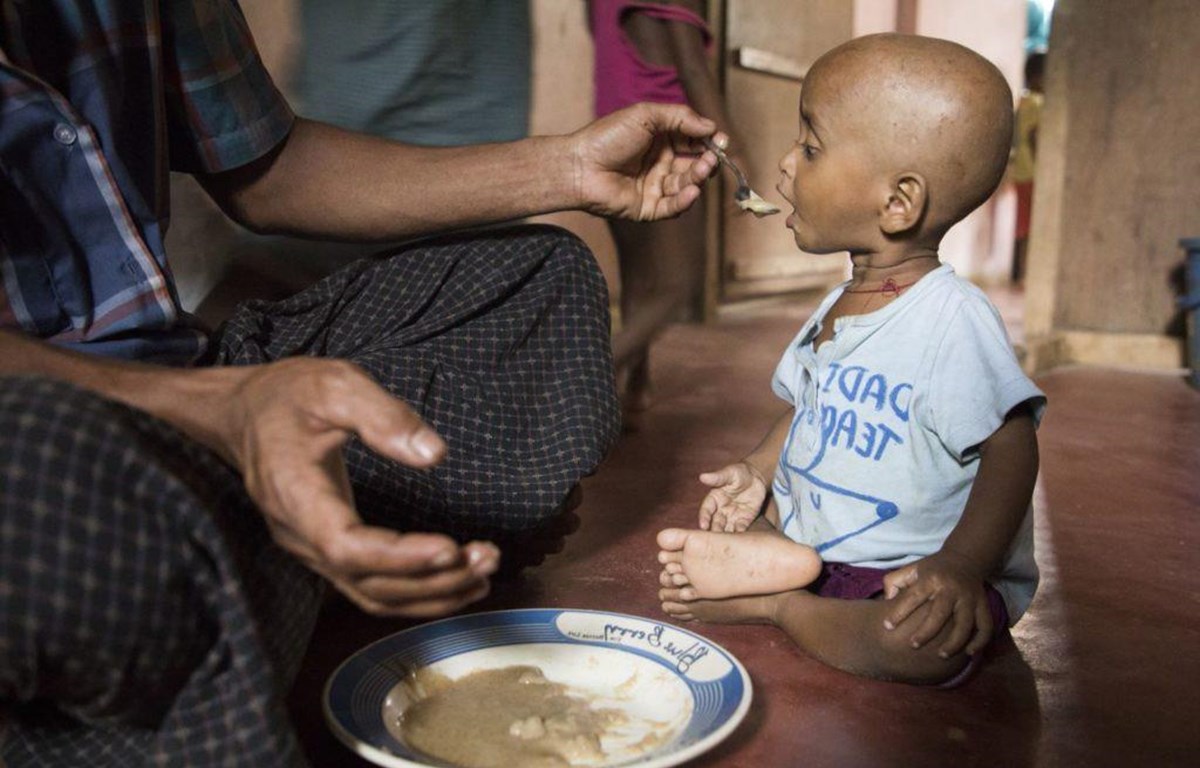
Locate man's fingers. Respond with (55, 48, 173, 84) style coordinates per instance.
(238, 359, 445, 474)
(353, 561, 493, 606)
(463, 541, 502, 575)
(343, 579, 492, 618)
(317, 524, 474, 578)
(304, 361, 446, 468)
(640, 102, 717, 139)
(231, 358, 504, 623)
(262, 455, 459, 578)
(272, 360, 446, 468)
(654, 183, 700, 219)
(326, 540, 500, 617)
(674, 152, 718, 186)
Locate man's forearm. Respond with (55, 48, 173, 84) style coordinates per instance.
(666, 9, 731, 134)
(0, 331, 244, 462)
(200, 119, 579, 242)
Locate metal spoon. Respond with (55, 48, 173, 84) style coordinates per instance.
(703, 137, 780, 217)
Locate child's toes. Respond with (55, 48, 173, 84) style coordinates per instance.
(664, 561, 684, 575)
(660, 601, 694, 620)
(658, 548, 684, 567)
(671, 572, 690, 586)
(656, 528, 690, 551)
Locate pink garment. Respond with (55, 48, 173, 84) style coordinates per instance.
(588, 0, 713, 117)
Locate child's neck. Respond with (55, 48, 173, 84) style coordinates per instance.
(845, 247, 941, 292)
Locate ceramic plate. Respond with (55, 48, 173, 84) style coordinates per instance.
(323, 608, 752, 767)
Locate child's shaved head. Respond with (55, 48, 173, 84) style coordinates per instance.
(805, 34, 1014, 238)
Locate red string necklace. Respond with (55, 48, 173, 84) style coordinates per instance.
(843, 277, 917, 298)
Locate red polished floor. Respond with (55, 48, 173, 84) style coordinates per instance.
(288, 300, 1200, 767)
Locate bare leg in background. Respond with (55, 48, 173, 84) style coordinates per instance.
(609, 202, 706, 421)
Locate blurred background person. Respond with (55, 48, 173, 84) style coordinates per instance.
(589, 0, 745, 423)
(1009, 50, 1045, 284)
(293, 0, 531, 147)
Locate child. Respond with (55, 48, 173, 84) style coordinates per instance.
(1010, 51, 1046, 283)
(588, 0, 743, 420)
(655, 33, 1045, 686)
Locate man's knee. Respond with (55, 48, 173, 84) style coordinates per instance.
(493, 223, 606, 294)
(499, 222, 590, 254)
(0, 377, 218, 722)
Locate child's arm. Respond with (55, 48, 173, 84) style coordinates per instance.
(698, 407, 791, 531)
(663, 2, 742, 148)
(622, 1, 744, 152)
(881, 403, 1040, 658)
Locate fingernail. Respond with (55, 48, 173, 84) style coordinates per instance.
(939, 651, 949, 659)
(469, 547, 499, 574)
(431, 549, 457, 568)
(714, 134, 729, 150)
(884, 620, 895, 630)
(911, 640, 921, 649)
(478, 557, 499, 576)
(412, 430, 443, 461)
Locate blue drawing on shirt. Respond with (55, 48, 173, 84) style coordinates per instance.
(777, 363, 912, 553)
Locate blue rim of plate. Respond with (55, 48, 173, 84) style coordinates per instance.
(323, 608, 752, 768)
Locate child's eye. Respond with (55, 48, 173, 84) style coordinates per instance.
(802, 143, 818, 160)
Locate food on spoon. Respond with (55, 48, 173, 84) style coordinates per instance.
(737, 190, 781, 217)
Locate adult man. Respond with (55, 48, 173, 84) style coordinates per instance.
(0, 2, 721, 764)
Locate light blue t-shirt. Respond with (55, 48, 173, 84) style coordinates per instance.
(771, 265, 1045, 621)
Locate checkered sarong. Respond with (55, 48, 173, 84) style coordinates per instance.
(0, 225, 619, 766)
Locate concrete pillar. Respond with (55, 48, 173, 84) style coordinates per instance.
(1024, 0, 1200, 373)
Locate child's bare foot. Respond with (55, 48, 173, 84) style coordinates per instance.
(659, 582, 784, 625)
(656, 528, 822, 600)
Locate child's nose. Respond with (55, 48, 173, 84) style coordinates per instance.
(778, 150, 795, 179)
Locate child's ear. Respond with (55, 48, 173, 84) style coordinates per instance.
(879, 172, 927, 235)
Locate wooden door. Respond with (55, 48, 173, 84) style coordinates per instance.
(710, 0, 854, 303)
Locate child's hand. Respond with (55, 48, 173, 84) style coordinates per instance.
(697, 462, 768, 532)
(880, 551, 993, 659)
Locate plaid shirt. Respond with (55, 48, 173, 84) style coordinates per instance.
(0, 0, 293, 363)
